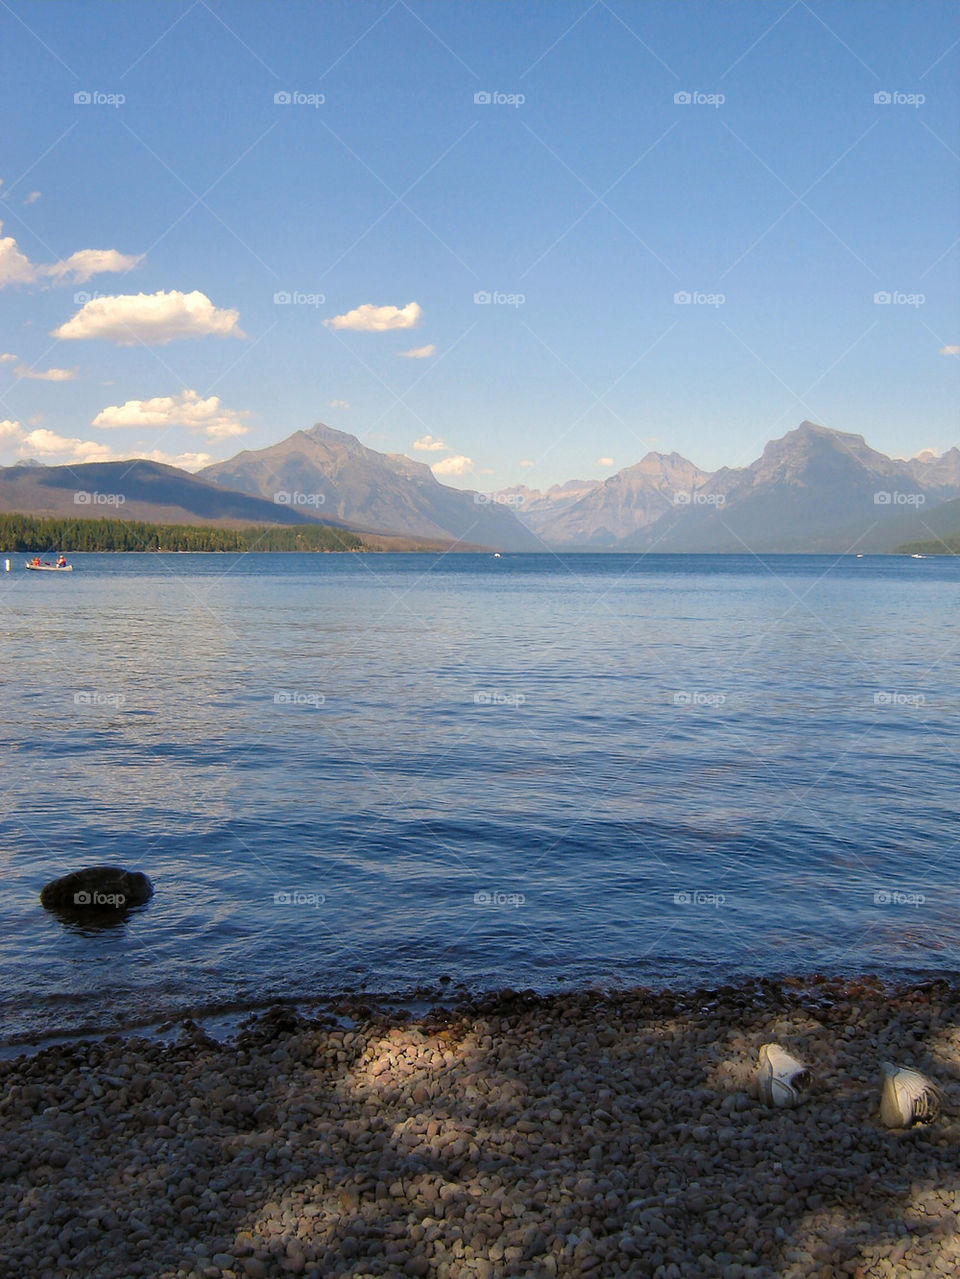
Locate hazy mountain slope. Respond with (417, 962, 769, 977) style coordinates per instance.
(0, 460, 335, 529)
(200, 424, 539, 549)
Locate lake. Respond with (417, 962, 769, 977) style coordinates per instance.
(1, 551, 957, 1047)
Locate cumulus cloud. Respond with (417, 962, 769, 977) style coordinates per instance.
(324, 301, 422, 332)
(15, 364, 78, 382)
(53, 290, 244, 345)
(399, 343, 436, 359)
(431, 455, 473, 477)
(0, 419, 117, 463)
(0, 228, 37, 286)
(93, 389, 250, 440)
(519, 459, 535, 468)
(139, 448, 213, 472)
(327, 399, 350, 408)
(940, 345, 960, 355)
(413, 434, 448, 452)
(0, 417, 214, 470)
(46, 249, 143, 284)
(23, 191, 40, 206)
(597, 456, 614, 466)
(0, 220, 141, 288)
(0, 352, 18, 363)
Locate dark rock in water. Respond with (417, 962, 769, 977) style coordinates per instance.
(40, 866, 153, 911)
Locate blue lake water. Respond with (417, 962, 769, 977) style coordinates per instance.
(0, 551, 957, 1045)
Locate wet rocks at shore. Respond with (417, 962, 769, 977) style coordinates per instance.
(0, 976, 958, 1278)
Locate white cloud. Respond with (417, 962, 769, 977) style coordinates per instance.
(53, 290, 244, 345)
(0, 417, 213, 470)
(0, 227, 37, 286)
(0, 420, 118, 463)
(0, 220, 141, 288)
(431, 454, 473, 477)
(519, 459, 535, 468)
(93, 389, 250, 440)
(45, 249, 143, 284)
(413, 434, 448, 452)
(399, 343, 436, 359)
(324, 301, 422, 332)
(597, 456, 614, 466)
(23, 191, 40, 206)
(327, 399, 350, 408)
(139, 448, 213, 472)
(15, 364, 78, 382)
(23, 428, 116, 462)
(940, 345, 960, 355)
(0, 352, 18, 363)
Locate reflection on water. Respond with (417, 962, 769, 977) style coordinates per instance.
(0, 552, 958, 1044)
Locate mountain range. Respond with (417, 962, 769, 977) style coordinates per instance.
(495, 422, 960, 553)
(199, 425, 541, 549)
(1, 420, 957, 553)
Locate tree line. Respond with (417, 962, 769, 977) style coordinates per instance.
(0, 514, 365, 553)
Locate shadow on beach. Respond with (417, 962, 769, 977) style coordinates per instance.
(1, 979, 958, 1278)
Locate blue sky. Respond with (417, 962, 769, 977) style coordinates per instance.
(0, 0, 957, 489)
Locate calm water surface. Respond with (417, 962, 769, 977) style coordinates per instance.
(1, 552, 957, 1045)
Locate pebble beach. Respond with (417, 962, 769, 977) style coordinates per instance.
(2, 977, 958, 1279)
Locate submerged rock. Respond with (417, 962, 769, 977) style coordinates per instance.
(39, 866, 153, 912)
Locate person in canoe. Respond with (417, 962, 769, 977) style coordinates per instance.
(57, 555, 67, 567)
(32, 556, 40, 567)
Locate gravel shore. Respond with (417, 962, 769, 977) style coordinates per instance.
(1, 977, 958, 1279)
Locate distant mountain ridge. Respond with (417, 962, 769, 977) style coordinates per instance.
(494, 422, 960, 552)
(199, 423, 540, 550)
(0, 460, 338, 530)
(2, 420, 956, 553)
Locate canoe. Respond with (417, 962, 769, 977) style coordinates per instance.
(25, 563, 73, 571)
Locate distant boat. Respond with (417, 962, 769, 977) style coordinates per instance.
(25, 562, 73, 572)
(493, 552, 501, 558)
(856, 553, 864, 558)
(911, 553, 925, 559)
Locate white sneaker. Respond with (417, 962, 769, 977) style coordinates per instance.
(879, 1062, 941, 1128)
(757, 1043, 811, 1108)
